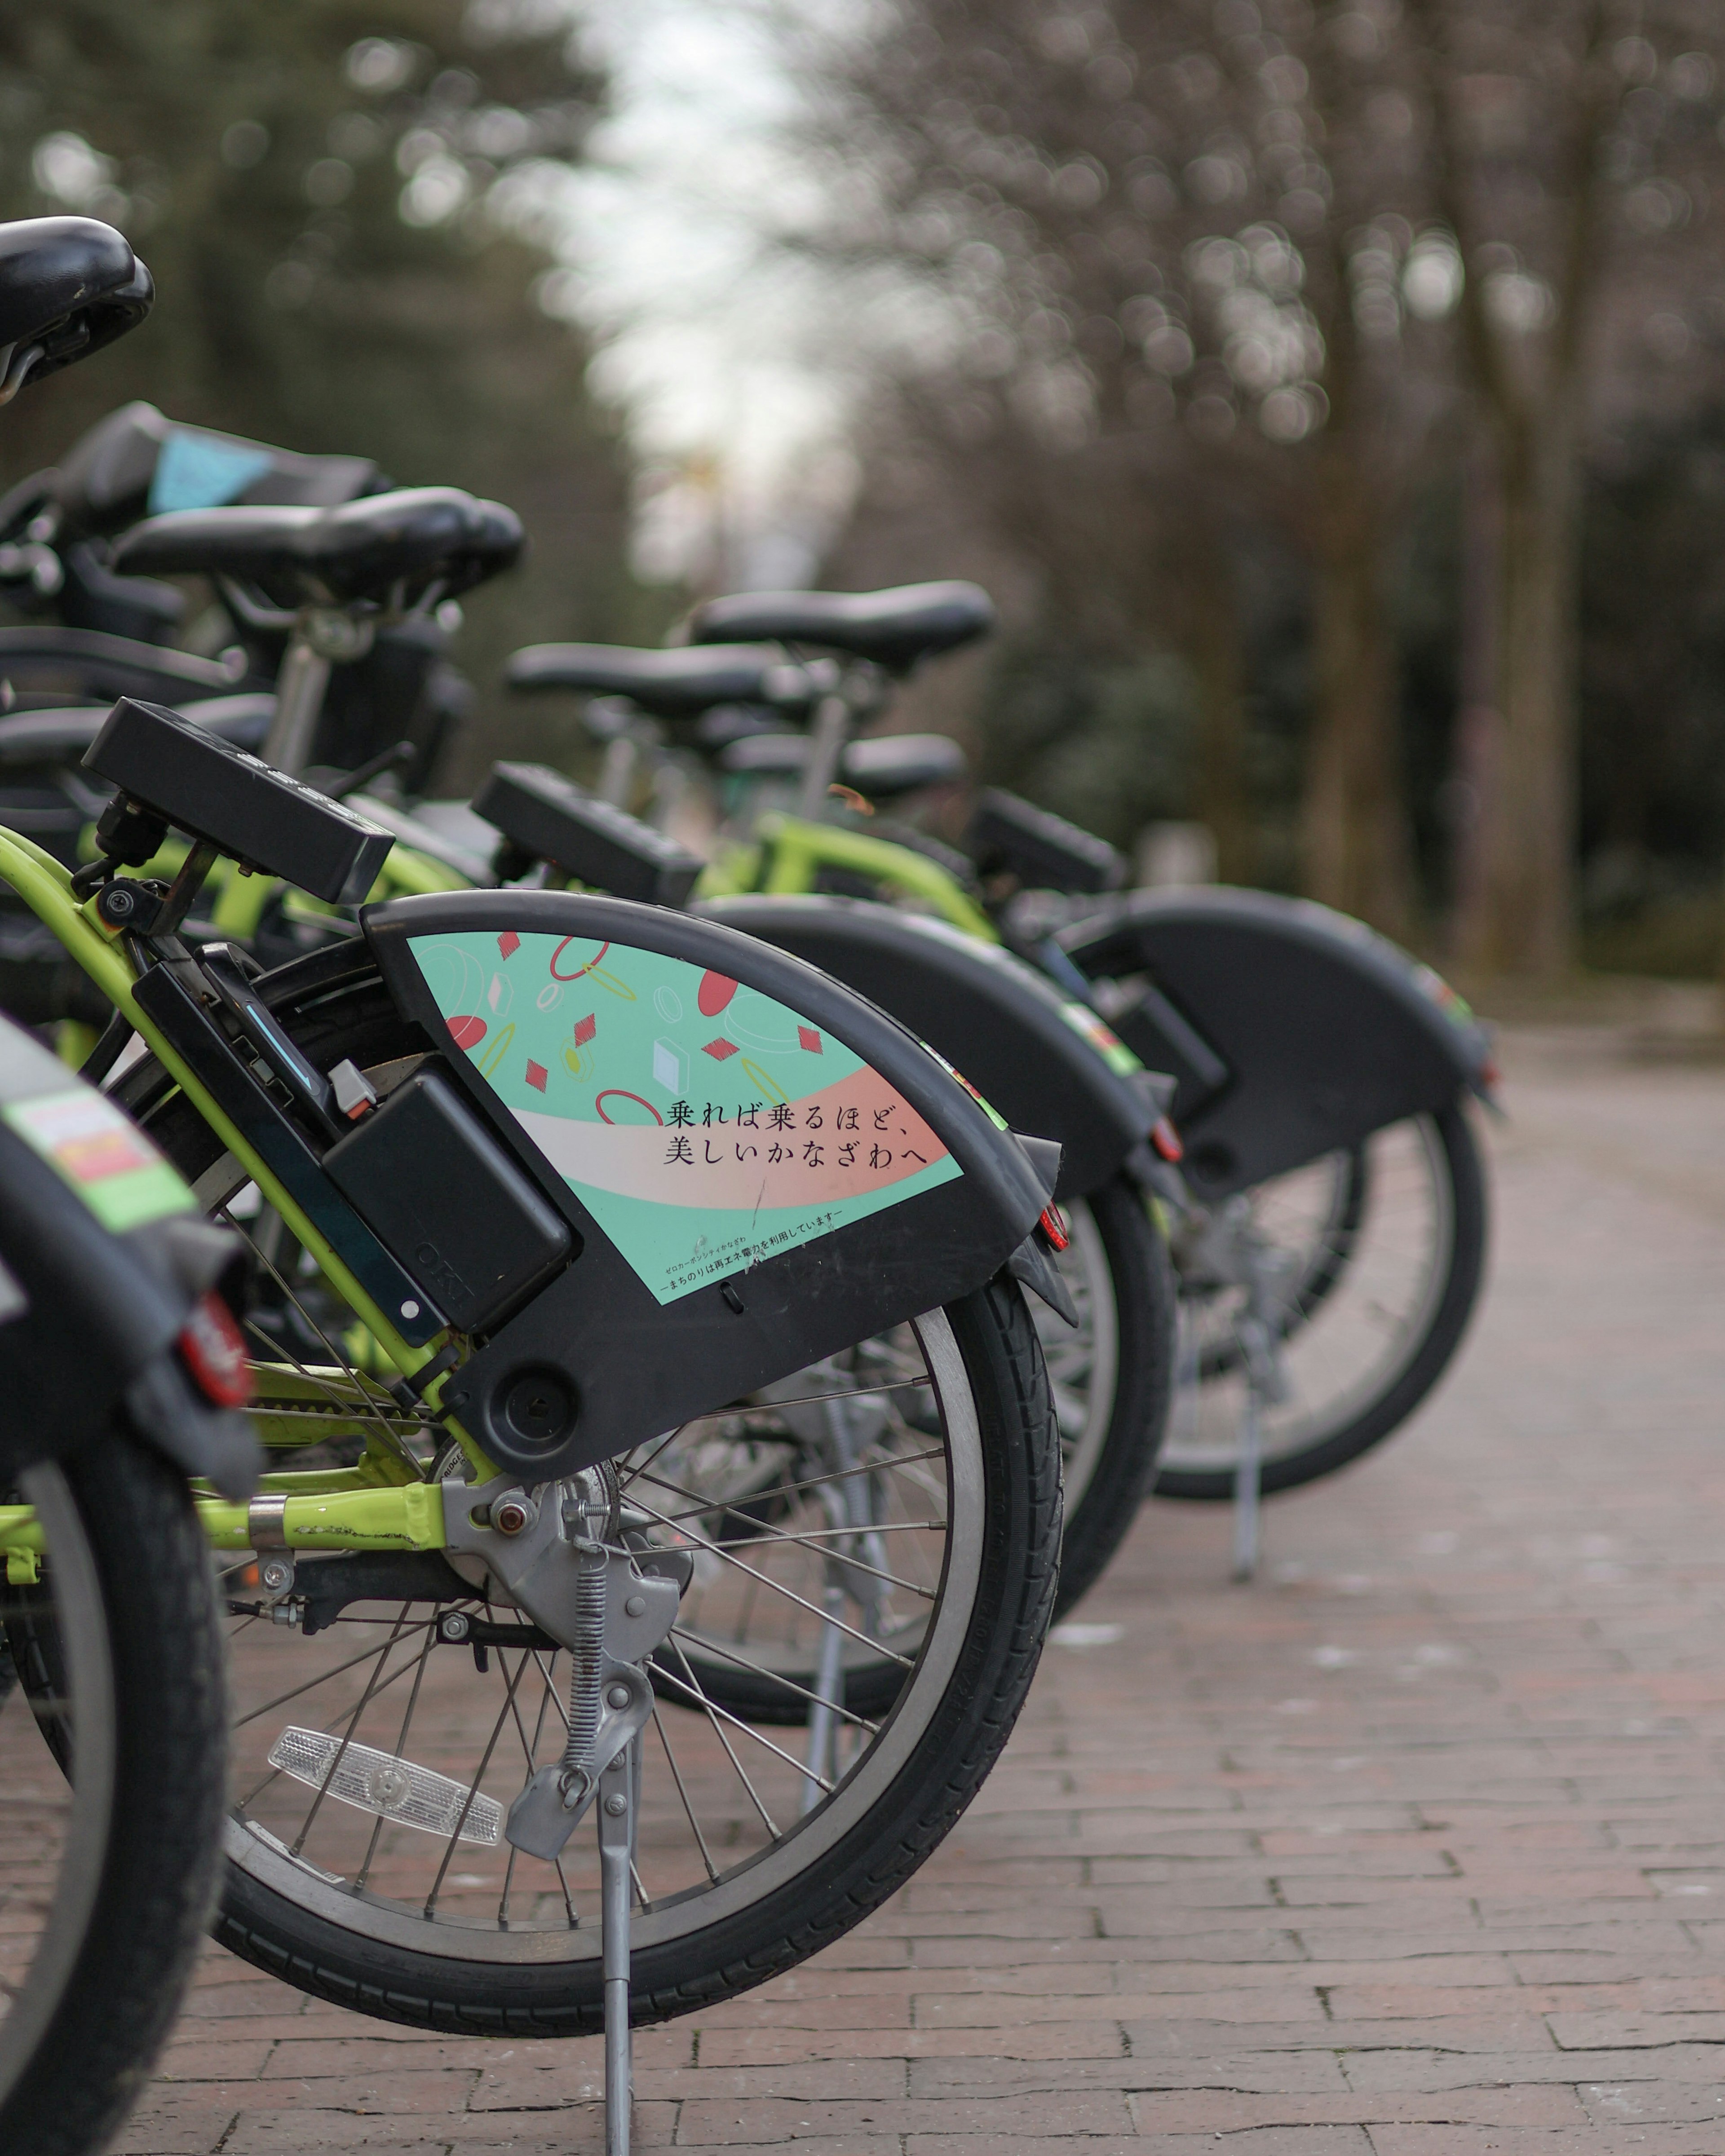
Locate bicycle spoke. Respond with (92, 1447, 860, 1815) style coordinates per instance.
(627, 1494, 916, 1668)
(638, 1444, 945, 1526)
(422, 1650, 532, 1918)
(662, 1637, 781, 1838)
(664, 1627, 881, 1734)
(655, 1643, 836, 1795)
(650, 1707, 718, 1884)
(291, 1604, 414, 1855)
(234, 1624, 434, 1730)
(355, 1623, 436, 1892)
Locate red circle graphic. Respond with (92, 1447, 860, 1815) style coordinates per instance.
(698, 970, 738, 1016)
(447, 1015, 487, 1050)
(550, 937, 612, 981)
(594, 1089, 664, 1127)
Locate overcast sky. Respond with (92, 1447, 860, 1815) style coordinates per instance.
(554, 0, 869, 586)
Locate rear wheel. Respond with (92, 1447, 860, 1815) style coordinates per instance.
(135, 964, 1063, 2034)
(1156, 1104, 1487, 1500)
(0, 1438, 229, 2156)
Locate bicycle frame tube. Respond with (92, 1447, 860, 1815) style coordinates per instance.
(0, 1481, 445, 1574)
(0, 826, 485, 1463)
(741, 812, 999, 939)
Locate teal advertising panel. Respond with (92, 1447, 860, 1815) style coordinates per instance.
(410, 928, 962, 1305)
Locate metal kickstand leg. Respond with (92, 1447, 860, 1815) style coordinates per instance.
(599, 1737, 639, 2156)
(1231, 1324, 1264, 1581)
(1231, 1248, 1293, 1583)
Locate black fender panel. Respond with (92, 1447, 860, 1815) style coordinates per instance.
(1060, 887, 1491, 1199)
(699, 894, 1154, 1202)
(363, 890, 1048, 1476)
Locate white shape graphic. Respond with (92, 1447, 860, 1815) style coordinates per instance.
(653, 1036, 689, 1095)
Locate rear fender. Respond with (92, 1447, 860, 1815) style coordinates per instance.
(363, 890, 1048, 1478)
(1060, 887, 1492, 1198)
(699, 894, 1155, 1201)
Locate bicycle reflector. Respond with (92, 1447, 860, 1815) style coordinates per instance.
(267, 1727, 503, 1844)
(177, 1289, 252, 1408)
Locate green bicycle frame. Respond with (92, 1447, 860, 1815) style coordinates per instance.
(700, 811, 999, 939)
(0, 823, 496, 1571)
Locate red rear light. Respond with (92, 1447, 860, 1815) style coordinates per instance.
(1038, 1204, 1070, 1252)
(1151, 1116, 1184, 1162)
(178, 1291, 252, 1409)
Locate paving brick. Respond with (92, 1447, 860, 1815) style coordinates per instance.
(125, 1031, 1725, 2147)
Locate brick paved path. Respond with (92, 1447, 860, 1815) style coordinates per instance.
(123, 1025, 1725, 2153)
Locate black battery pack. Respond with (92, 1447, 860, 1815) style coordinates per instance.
(322, 1068, 572, 1334)
(969, 788, 1126, 895)
(476, 760, 704, 908)
(83, 696, 395, 904)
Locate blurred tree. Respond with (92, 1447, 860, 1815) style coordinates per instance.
(792, 0, 1465, 931)
(0, 0, 655, 784)
(1412, 0, 1725, 977)
(792, 0, 1725, 965)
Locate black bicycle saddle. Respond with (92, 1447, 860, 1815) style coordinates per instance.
(506, 641, 817, 720)
(109, 486, 522, 608)
(0, 217, 153, 398)
(721, 729, 969, 799)
(49, 402, 384, 540)
(686, 582, 996, 673)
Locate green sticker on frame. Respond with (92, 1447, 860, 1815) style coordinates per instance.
(411, 928, 963, 1305)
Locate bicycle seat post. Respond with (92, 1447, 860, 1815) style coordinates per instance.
(263, 607, 373, 778)
(792, 689, 853, 821)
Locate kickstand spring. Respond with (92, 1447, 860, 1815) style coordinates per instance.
(599, 1737, 638, 2156)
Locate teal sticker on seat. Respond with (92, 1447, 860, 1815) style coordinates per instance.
(410, 929, 962, 1305)
(148, 431, 275, 515)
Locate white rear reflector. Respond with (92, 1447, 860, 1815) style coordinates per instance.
(267, 1726, 502, 1845)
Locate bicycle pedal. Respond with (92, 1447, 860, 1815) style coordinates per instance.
(267, 1726, 502, 1844)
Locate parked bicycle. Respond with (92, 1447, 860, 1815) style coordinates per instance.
(0, 619, 1066, 2155)
(514, 581, 1492, 1515)
(0, 211, 257, 2156)
(502, 641, 1180, 1615)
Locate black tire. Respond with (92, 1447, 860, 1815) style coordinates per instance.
(1044, 1175, 1175, 1616)
(132, 958, 1064, 2036)
(1155, 1101, 1487, 1501)
(1, 1438, 229, 2156)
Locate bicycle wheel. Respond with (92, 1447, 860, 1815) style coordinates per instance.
(677, 1173, 1173, 1666)
(132, 966, 1062, 2035)
(1, 1437, 229, 2156)
(1154, 1102, 1487, 1500)
(1038, 1176, 1174, 1614)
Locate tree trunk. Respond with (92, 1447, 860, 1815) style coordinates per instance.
(1299, 441, 1417, 937)
(1184, 540, 1252, 885)
(1464, 411, 1581, 977)
(1446, 427, 1501, 960)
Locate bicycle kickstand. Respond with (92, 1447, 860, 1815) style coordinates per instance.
(599, 1737, 639, 2156)
(1231, 1249, 1293, 1582)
